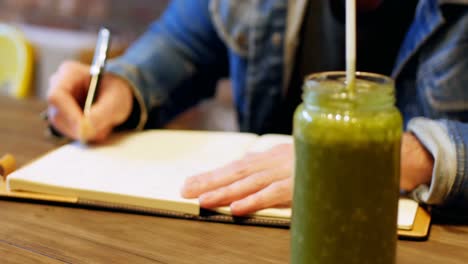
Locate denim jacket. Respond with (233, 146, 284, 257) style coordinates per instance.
(107, 0, 468, 210)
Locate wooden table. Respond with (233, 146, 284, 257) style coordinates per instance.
(1, 96, 467, 263)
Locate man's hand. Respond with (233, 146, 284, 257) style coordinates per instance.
(181, 144, 293, 216)
(47, 61, 133, 142)
(182, 132, 435, 216)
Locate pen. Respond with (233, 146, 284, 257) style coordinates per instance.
(43, 28, 111, 140)
(83, 27, 111, 118)
(79, 27, 111, 142)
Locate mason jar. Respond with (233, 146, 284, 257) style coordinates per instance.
(291, 71, 402, 264)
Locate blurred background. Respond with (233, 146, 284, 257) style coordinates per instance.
(0, 0, 169, 98)
(0, 0, 237, 131)
(0, 0, 169, 40)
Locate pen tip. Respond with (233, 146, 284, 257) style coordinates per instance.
(79, 118, 96, 144)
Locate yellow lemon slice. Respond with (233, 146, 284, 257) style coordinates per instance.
(0, 24, 33, 98)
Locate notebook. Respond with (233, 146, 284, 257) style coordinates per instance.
(0, 130, 430, 238)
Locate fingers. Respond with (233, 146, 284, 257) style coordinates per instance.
(48, 61, 91, 101)
(93, 77, 133, 128)
(79, 102, 116, 143)
(181, 160, 257, 198)
(46, 61, 133, 142)
(230, 178, 292, 216)
(80, 76, 133, 142)
(198, 161, 291, 208)
(181, 143, 294, 216)
(47, 105, 81, 139)
(181, 144, 292, 198)
(47, 61, 90, 140)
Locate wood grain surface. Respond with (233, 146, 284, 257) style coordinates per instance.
(1, 96, 467, 263)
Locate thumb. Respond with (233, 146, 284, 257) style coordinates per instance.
(78, 75, 133, 143)
(83, 96, 122, 142)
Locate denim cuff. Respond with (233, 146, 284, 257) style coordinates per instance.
(106, 59, 148, 130)
(407, 117, 457, 205)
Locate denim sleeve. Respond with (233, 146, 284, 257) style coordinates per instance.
(106, 0, 228, 129)
(408, 118, 468, 212)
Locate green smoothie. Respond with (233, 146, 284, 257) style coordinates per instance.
(291, 72, 402, 264)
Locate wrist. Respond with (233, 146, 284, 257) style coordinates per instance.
(406, 118, 457, 205)
(409, 132, 434, 186)
(400, 132, 434, 191)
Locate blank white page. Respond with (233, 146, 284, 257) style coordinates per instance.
(7, 130, 258, 212)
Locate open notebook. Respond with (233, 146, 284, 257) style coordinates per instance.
(0, 130, 430, 238)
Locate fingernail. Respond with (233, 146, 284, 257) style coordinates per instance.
(180, 184, 194, 198)
(199, 192, 218, 207)
(230, 201, 245, 216)
(181, 179, 203, 198)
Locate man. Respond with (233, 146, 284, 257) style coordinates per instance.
(47, 0, 468, 215)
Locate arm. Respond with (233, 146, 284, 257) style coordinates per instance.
(107, 0, 228, 129)
(400, 5, 468, 212)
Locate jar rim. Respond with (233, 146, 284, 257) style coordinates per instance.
(304, 71, 394, 86)
(301, 71, 396, 111)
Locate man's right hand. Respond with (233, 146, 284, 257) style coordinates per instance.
(47, 61, 133, 142)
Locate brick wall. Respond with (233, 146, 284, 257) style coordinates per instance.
(0, 0, 169, 40)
